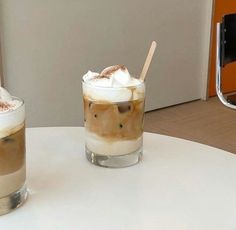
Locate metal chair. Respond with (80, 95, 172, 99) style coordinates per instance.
(216, 13, 236, 109)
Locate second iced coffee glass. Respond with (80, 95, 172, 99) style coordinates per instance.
(82, 80, 145, 168)
(0, 97, 27, 215)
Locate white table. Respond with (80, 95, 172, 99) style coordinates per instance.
(0, 127, 236, 230)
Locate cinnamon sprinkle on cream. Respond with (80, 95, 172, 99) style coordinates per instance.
(0, 102, 13, 112)
(100, 65, 126, 77)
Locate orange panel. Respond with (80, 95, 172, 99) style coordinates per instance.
(208, 0, 236, 96)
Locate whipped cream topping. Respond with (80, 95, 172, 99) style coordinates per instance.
(0, 87, 23, 113)
(83, 65, 140, 87)
(82, 65, 145, 102)
(0, 87, 25, 139)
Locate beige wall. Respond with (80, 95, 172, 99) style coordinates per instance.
(0, 42, 3, 86)
(0, 0, 212, 127)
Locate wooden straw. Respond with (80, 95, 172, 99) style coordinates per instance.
(140, 41, 157, 81)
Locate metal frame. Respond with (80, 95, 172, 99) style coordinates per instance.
(216, 22, 236, 109)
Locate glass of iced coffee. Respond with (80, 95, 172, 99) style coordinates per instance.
(82, 65, 145, 167)
(0, 87, 27, 215)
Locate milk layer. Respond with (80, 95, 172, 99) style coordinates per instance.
(85, 131, 142, 156)
(0, 164, 26, 197)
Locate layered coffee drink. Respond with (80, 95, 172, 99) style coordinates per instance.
(0, 87, 27, 215)
(82, 65, 145, 167)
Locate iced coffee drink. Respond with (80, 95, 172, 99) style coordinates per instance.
(0, 87, 27, 215)
(82, 65, 145, 167)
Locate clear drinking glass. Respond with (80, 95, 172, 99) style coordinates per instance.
(82, 80, 145, 168)
(0, 98, 27, 215)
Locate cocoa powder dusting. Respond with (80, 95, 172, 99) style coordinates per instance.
(100, 65, 126, 76)
(95, 75, 110, 79)
(0, 102, 12, 112)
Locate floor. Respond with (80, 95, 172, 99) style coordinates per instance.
(144, 97, 236, 154)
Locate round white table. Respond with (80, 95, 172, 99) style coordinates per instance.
(0, 127, 235, 229)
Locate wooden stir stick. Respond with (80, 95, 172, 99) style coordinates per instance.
(140, 41, 157, 82)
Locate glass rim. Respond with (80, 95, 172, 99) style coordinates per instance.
(82, 78, 145, 89)
(0, 96, 24, 115)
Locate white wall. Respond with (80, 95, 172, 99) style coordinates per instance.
(0, 0, 212, 127)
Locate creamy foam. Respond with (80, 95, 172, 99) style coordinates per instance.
(0, 87, 23, 113)
(83, 65, 145, 102)
(0, 87, 25, 138)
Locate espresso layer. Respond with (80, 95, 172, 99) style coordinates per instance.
(0, 125, 25, 175)
(84, 98, 144, 140)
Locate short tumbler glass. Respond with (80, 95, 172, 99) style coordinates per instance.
(0, 98, 27, 215)
(82, 80, 145, 168)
